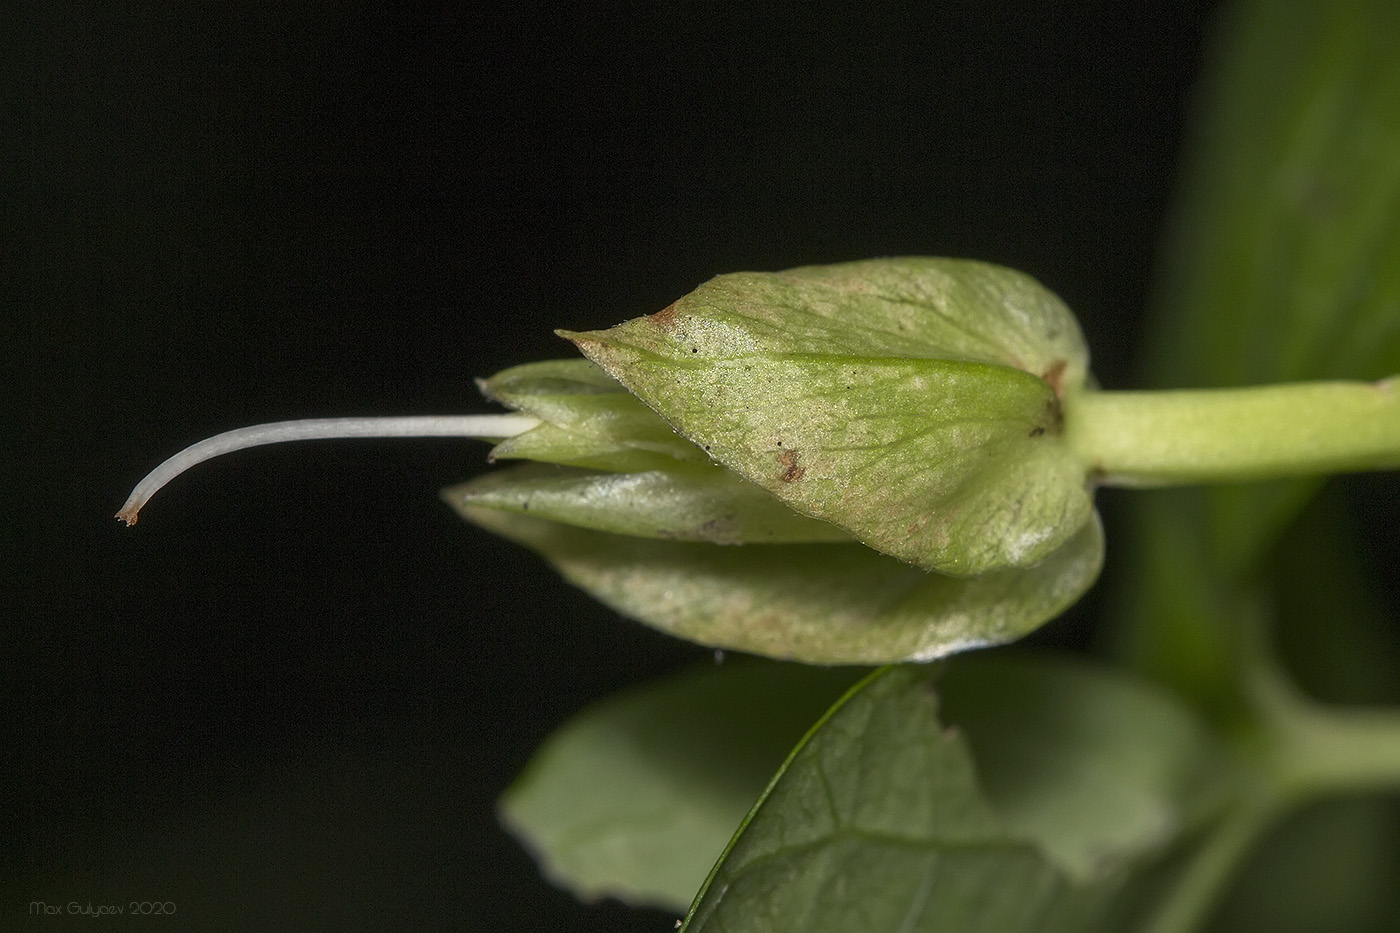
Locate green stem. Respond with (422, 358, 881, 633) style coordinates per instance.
(1244, 622, 1400, 800)
(1137, 800, 1275, 933)
(1133, 700, 1400, 933)
(1066, 378, 1400, 487)
(1267, 703, 1400, 801)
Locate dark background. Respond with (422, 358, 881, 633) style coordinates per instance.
(9, 4, 1219, 930)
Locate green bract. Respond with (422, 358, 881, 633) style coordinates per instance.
(566, 257, 1094, 575)
(445, 258, 1104, 664)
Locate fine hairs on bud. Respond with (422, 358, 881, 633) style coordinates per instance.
(116, 414, 540, 525)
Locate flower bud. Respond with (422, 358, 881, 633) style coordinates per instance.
(452, 359, 851, 544)
(443, 258, 1103, 664)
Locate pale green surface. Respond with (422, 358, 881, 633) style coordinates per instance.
(481, 359, 708, 471)
(473, 359, 853, 543)
(450, 504, 1102, 664)
(496, 662, 858, 909)
(680, 661, 1221, 932)
(445, 463, 850, 544)
(566, 258, 1095, 576)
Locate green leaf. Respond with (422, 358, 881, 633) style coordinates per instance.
(565, 258, 1095, 576)
(682, 666, 1078, 933)
(1142, 0, 1400, 572)
(937, 654, 1229, 885)
(447, 502, 1103, 664)
(444, 463, 851, 544)
(496, 661, 859, 910)
(682, 658, 1223, 932)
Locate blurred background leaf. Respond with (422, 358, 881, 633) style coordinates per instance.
(1135, 0, 1400, 579)
(498, 661, 857, 910)
(1117, 0, 1400, 926)
(938, 654, 1228, 885)
(1119, 0, 1400, 698)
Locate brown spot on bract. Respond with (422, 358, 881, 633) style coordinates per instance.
(649, 301, 681, 329)
(777, 449, 805, 483)
(1041, 359, 1067, 398)
(1027, 396, 1066, 439)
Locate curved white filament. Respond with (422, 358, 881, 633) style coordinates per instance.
(116, 414, 540, 525)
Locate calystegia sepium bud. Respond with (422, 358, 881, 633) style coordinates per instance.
(442, 259, 1103, 663)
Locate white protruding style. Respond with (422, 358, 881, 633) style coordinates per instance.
(116, 414, 540, 525)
